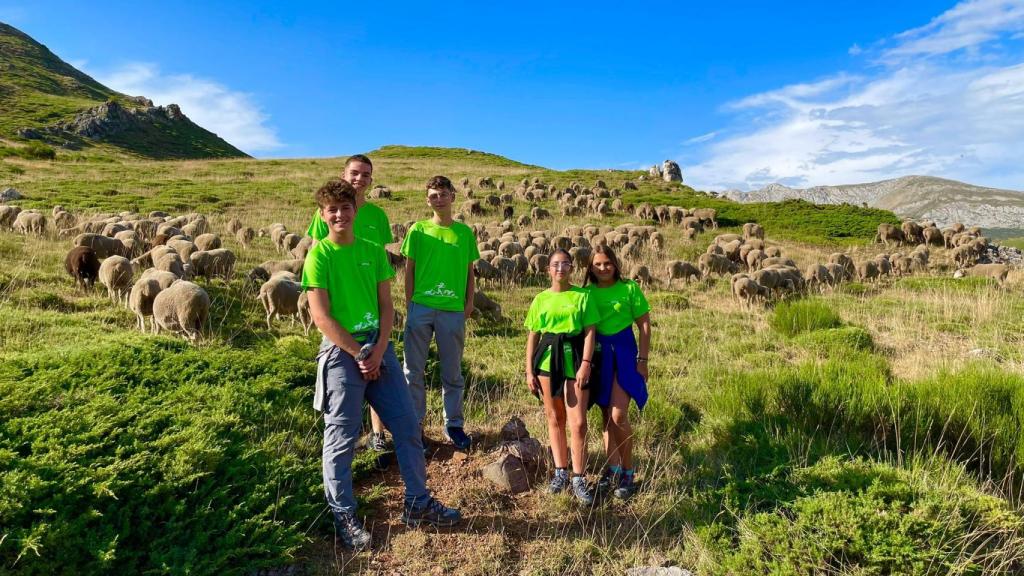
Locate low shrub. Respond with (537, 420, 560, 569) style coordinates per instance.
(769, 299, 843, 337)
(794, 326, 875, 355)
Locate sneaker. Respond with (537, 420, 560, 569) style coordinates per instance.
(368, 431, 390, 453)
(444, 426, 472, 450)
(332, 510, 371, 551)
(572, 475, 595, 505)
(596, 468, 621, 495)
(402, 497, 462, 527)
(547, 468, 570, 494)
(613, 473, 638, 500)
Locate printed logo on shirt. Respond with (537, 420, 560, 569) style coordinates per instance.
(353, 312, 379, 332)
(360, 261, 371, 267)
(423, 281, 457, 299)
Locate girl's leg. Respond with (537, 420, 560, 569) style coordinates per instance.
(607, 376, 634, 470)
(538, 376, 568, 468)
(601, 405, 621, 468)
(564, 378, 589, 475)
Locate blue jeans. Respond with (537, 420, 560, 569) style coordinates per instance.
(316, 338, 430, 515)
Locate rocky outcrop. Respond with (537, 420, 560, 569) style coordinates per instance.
(662, 160, 683, 182)
(49, 99, 183, 140)
(0, 187, 22, 202)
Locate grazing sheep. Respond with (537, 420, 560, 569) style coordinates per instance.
(875, 223, 904, 248)
(248, 259, 305, 284)
(181, 218, 208, 238)
(763, 246, 782, 258)
(128, 278, 163, 332)
(742, 222, 765, 240)
(189, 249, 236, 281)
(259, 274, 302, 329)
(954, 263, 1010, 285)
(236, 226, 255, 249)
(154, 252, 188, 279)
(99, 256, 135, 304)
(65, 246, 100, 290)
(692, 207, 718, 229)
(490, 255, 517, 280)
(766, 265, 806, 293)
(13, 211, 46, 235)
(528, 253, 549, 275)
(713, 233, 743, 246)
(152, 280, 210, 341)
(698, 253, 738, 277)
(227, 217, 243, 235)
(631, 265, 653, 287)
(745, 248, 766, 271)
(922, 226, 943, 247)
(461, 200, 484, 216)
(857, 260, 881, 282)
(951, 244, 976, 267)
(291, 236, 314, 260)
(0, 205, 22, 229)
(471, 291, 503, 322)
(297, 291, 313, 335)
(666, 260, 700, 286)
(53, 210, 76, 231)
(828, 253, 856, 278)
(824, 262, 850, 283)
(74, 233, 127, 259)
(167, 237, 198, 261)
(892, 255, 914, 276)
(761, 256, 796, 268)
(474, 258, 499, 281)
(873, 254, 892, 277)
(804, 263, 833, 290)
(732, 275, 768, 305)
(140, 268, 179, 289)
(194, 233, 222, 251)
(901, 221, 924, 244)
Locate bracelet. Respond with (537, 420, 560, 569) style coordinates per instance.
(581, 359, 592, 365)
(637, 357, 648, 362)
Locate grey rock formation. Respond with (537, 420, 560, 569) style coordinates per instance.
(649, 164, 662, 179)
(662, 160, 683, 182)
(53, 100, 187, 140)
(0, 187, 22, 202)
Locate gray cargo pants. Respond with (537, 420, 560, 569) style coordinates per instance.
(402, 301, 467, 428)
(316, 338, 430, 516)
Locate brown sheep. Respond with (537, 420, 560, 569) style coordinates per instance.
(194, 233, 222, 251)
(828, 253, 856, 278)
(954, 264, 1010, 285)
(857, 260, 881, 282)
(699, 253, 738, 277)
(189, 249, 236, 282)
(666, 260, 700, 286)
(471, 291, 503, 322)
(875, 223, 904, 248)
(128, 277, 163, 332)
(732, 274, 769, 305)
(742, 222, 765, 240)
(65, 246, 100, 290)
(804, 263, 833, 290)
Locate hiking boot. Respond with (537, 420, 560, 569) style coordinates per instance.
(547, 468, 570, 494)
(332, 510, 371, 551)
(444, 426, 472, 450)
(613, 474, 638, 500)
(571, 475, 595, 505)
(402, 497, 462, 527)
(596, 468, 621, 495)
(367, 431, 390, 453)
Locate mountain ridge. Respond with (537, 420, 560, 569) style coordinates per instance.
(724, 175, 1024, 229)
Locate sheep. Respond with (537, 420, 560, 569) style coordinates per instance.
(692, 207, 718, 229)
(857, 260, 881, 282)
(73, 233, 127, 259)
(824, 262, 851, 283)
(461, 200, 484, 216)
(280, 233, 301, 254)
(901, 221, 924, 244)
(248, 259, 305, 284)
(766, 265, 806, 293)
(259, 274, 302, 329)
(499, 241, 523, 258)
(474, 258, 499, 281)
(227, 217, 243, 235)
(951, 244, 976, 267)
(528, 253, 549, 275)
(751, 268, 784, 294)
(65, 246, 100, 290)
(152, 280, 210, 341)
(99, 256, 135, 304)
(236, 226, 255, 249)
(181, 217, 208, 238)
(297, 291, 313, 335)
(471, 291, 503, 322)
(490, 256, 517, 280)
(154, 252, 189, 279)
(189, 249, 236, 282)
(128, 277, 163, 332)
(167, 237, 198, 261)
(290, 236, 314, 260)
(742, 222, 765, 240)
(13, 211, 46, 235)
(804, 263, 834, 291)
(922, 226, 943, 247)
(631, 265, 654, 287)
(713, 233, 743, 246)
(194, 233, 222, 251)
(763, 246, 783, 258)
(732, 275, 769, 305)
(761, 256, 796, 269)
(140, 268, 179, 289)
(666, 260, 700, 286)
(53, 210, 76, 230)
(745, 248, 766, 272)
(954, 263, 1010, 285)
(828, 253, 855, 278)
(0, 205, 22, 229)
(875, 223, 904, 248)
(698, 253, 738, 277)
(531, 206, 552, 220)
(721, 239, 743, 263)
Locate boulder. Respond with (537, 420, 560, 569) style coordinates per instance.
(500, 416, 529, 441)
(662, 160, 683, 182)
(648, 165, 662, 179)
(482, 453, 531, 494)
(0, 187, 22, 202)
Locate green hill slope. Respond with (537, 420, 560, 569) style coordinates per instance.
(0, 22, 248, 159)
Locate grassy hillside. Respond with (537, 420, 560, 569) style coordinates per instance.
(2, 150, 1023, 574)
(0, 22, 247, 159)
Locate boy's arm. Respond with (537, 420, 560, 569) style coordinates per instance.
(360, 279, 394, 377)
(404, 258, 415, 309)
(307, 288, 362, 357)
(464, 264, 475, 319)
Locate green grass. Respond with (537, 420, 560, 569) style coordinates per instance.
(769, 299, 844, 336)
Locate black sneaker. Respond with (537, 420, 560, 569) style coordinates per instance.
(571, 475, 595, 505)
(402, 497, 462, 527)
(613, 474, 638, 500)
(596, 468, 621, 495)
(547, 468, 570, 494)
(444, 426, 472, 450)
(368, 431, 390, 453)
(332, 510, 371, 551)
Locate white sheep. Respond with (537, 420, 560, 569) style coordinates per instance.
(189, 248, 236, 282)
(128, 277, 163, 332)
(258, 274, 302, 329)
(99, 256, 135, 304)
(954, 263, 1010, 285)
(152, 280, 210, 341)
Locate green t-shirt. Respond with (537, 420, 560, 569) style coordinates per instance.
(400, 219, 480, 312)
(306, 202, 393, 246)
(585, 279, 651, 336)
(301, 237, 395, 335)
(524, 286, 599, 375)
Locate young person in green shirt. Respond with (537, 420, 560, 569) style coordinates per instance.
(524, 249, 599, 505)
(303, 179, 460, 551)
(584, 245, 651, 500)
(401, 176, 479, 450)
(305, 154, 393, 453)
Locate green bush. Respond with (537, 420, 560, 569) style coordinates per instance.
(0, 337, 325, 575)
(794, 326, 874, 355)
(0, 142, 57, 160)
(770, 299, 843, 337)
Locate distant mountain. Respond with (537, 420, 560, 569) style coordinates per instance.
(723, 176, 1024, 230)
(0, 22, 247, 159)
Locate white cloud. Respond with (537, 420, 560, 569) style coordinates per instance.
(684, 131, 718, 145)
(686, 0, 1024, 191)
(92, 62, 282, 154)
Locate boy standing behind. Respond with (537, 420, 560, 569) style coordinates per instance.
(401, 176, 479, 450)
(304, 179, 460, 551)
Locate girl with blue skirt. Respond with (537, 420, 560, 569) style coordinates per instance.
(584, 245, 651, 500)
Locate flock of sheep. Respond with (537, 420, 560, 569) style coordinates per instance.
(0, 178, 1014, 341)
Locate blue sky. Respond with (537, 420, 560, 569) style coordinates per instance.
(2, 1, 1023, 190)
